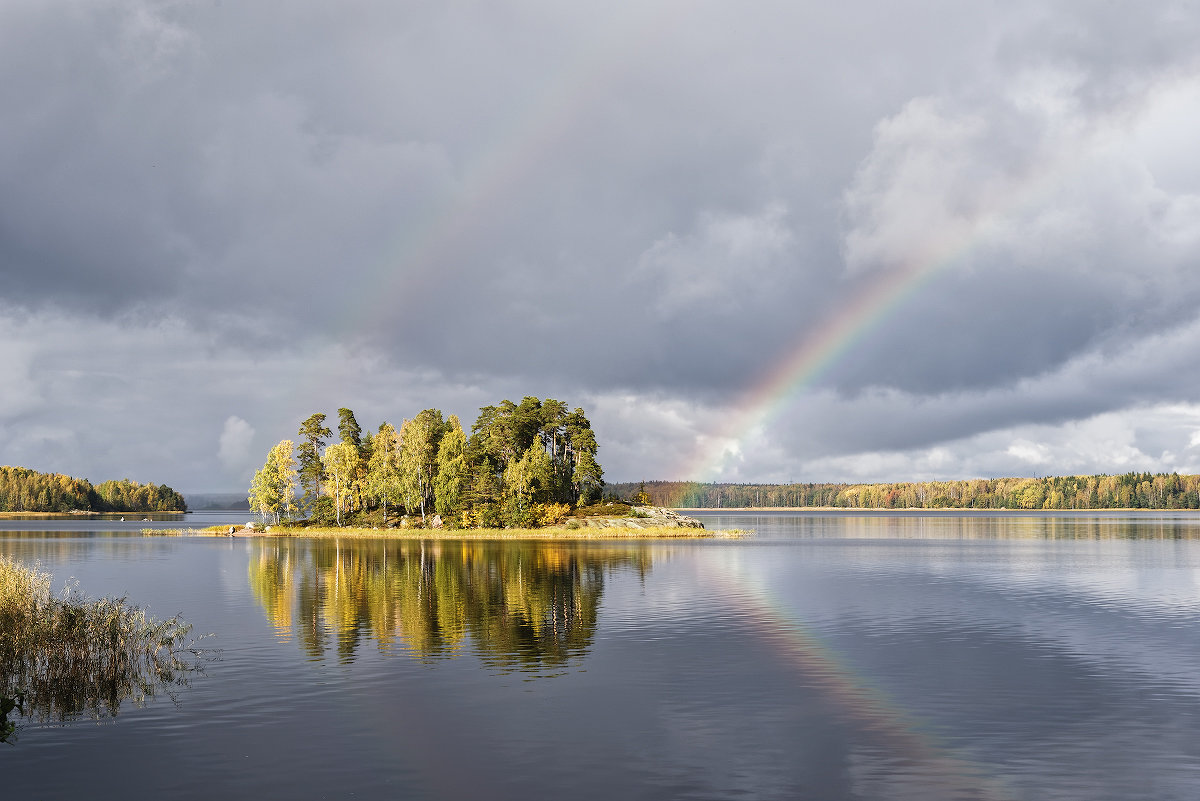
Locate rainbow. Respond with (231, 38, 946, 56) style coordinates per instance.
(344, 4, 678, 345)
(682, 247, 964, 481)
(712, 556, 1017, 799)
(680, 171, 1063, 482)
(678, 111, 1108, 482)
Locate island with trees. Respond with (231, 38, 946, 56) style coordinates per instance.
(246, 396, 678, 534)
(0, 466, 187, 514)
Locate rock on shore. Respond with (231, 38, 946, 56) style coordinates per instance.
(570, 506, 705, 529)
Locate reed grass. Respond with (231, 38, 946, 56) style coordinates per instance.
(0, 555, 200, 742)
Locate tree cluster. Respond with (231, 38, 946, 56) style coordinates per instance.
(0, 466, 186, 513)
(611, 472, 1200, 510)
(248, 397, 604, 527)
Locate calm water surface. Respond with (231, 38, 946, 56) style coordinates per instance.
(4, 511, 1200, 800)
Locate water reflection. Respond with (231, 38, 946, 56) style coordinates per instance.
(0, 583, 201, 744)
(248, 538, 652, 671)
(696, 511, 1200, 540)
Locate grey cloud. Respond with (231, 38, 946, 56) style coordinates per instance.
(4, 1, 1200, 487)
(769, 314, 1200, 468)
(832, 68, 1200, 396)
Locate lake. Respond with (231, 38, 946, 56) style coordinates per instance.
(4, 510, 1200, 800)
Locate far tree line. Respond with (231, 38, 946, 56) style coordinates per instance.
(249, 397, 604, 528)
(610, 473, 1200, 510)
(0, 466, 187, 513)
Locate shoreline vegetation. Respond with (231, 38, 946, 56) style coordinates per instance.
(247, 399, 607, 532)
(147, 504, 747, 539)
(0, 466, 187, 515)
(610, 473, 1200, 511)
(0, 510, 177, 519)
(0, 555, 202, 744)
(675, 505, 1200, 513)
(173, 524, 741, 540)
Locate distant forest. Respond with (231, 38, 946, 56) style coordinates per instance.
(0, 466, 187, 513)
(609, 472, 1200, 510)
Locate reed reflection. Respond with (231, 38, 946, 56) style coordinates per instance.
(0, 556, 200, 744)
(248, 538, 651, 670)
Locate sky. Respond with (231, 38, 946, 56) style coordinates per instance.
(4, 0, 1200, 494)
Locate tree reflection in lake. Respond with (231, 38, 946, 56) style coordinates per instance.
(248, 538, 651, 671)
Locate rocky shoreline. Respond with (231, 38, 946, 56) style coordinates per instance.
(195, 505, 708, 537)
(569, 506, 705, 529)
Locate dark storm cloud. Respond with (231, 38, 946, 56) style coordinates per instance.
(3, 0, 1200, 485)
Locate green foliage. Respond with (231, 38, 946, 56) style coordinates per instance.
(570, 501, 633, 518)
(309, 496, 336, 526)
(433, 416, 468, 520)
(248, 440, 298, 524)
(365, 422, 402, 522)
(399, 409, 445, 522)
(258, 398, 606, 530)
(467, 397, 604, 512)
(607, 472, 1200, 510)
(337, 408, 362, 449)
(502, 496, 539, 528)
(296, 413, 332, 513)
(0, 466, 185, 514)
(321, 441, 359, 526)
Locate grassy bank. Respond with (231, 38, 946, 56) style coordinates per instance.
(0, 555, 199, 742)
(163, 524, 745, 540)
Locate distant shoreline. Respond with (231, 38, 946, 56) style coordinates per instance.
(678, 506, 1198, 513)
(0, 510, 185, 518)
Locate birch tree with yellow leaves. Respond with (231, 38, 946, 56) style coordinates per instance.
(249, 439, 298, 524)
(322, 441, 359, 526)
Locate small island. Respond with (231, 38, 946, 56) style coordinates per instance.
(185, 502, 728, 540)
(232, 398, 732, 539)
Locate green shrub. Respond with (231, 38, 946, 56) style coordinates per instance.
(573, 502, 633, 518)
(309, 496, 337, 526)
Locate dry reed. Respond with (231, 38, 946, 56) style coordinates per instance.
(0, 555, 200, 742)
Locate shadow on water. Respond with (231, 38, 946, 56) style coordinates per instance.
(248, 538, 652, 672)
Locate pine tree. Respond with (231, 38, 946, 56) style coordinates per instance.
(297, 413, 332, 514)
